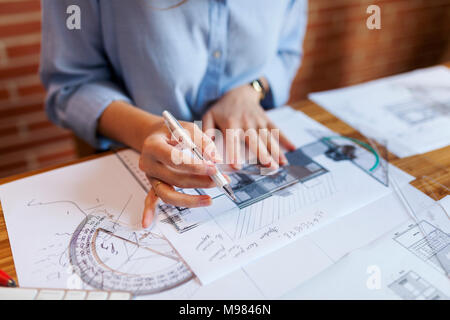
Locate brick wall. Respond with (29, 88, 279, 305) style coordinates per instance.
(0, 0, 449, 178)
(289, 0, 450, 101)
(0, 0, 76, 178)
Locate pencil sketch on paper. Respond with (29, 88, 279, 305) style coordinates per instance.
(157, 148, 331, 234)
(25, 195, 196, 296)
(385, 83, 450, 126)
(388, 270, 448, 300)
(393, 220, 450, 273)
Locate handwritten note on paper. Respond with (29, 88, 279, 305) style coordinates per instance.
(156, 108, 415, 285)
(0, 154, 264, 299)
(158, 202, 331, 284)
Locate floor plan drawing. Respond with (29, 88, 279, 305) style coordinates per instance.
(0, 107, 416, 296)
(156, 148, 332, 234)
(210, 173, 337, 240)
(393, 220, 450, 272)
(388, 270, 448, 300)
(385, 99, 448, 126)
(309, 66, 450, 157)
(156, 149, 409, 284)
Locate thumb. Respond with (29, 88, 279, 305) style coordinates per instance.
(142, 188, 160, 229)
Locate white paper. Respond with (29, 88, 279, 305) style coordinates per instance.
(0, 107, 415, 299)
(243, 186, 416, 298)
(0, 155, 264, 299)
(309, 66, 450, 157)
(156, 108, 414, 284)
(116, 131, 416, 297)
(284, 194, 450, 299)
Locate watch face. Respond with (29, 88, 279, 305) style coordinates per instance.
(251, 80, 265, 100)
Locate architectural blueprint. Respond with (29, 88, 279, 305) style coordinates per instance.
(285, 196, 450, 300)
(0, 107, 415, 298)
(152, 109, 413, 284)
(309, 66, 450, 157)
(0, 155, 264, 299)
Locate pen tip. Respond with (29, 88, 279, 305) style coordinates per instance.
(223, 185, 237, 202)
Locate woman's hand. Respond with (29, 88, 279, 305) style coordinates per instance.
(139, 119, 224, 228)
(98, 101, 226, 229)
(202, 83, 295, 170)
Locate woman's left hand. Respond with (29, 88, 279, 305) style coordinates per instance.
(201, 84, 296, 170)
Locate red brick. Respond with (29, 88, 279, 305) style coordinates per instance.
(18, 83, 45, 96)
(0, 124, 17, 136)
(0, 160, 27, 174)
(0, 64, 39, 80)
(0, 88, 9, 100)
(0, 1, 40, 14)
(0, 21, 41, 37)
(0, 132, 73, 154)
(0, 103, 43, 118)
(6, 43, 41, 58)
(37, 149, 76, 163)
(27, 120, 53, 131)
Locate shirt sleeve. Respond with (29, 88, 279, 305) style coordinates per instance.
(262, 0, 308, 108)
(40, 0, 132, 149)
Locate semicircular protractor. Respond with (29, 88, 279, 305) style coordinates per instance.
(69, 214, 194, 295)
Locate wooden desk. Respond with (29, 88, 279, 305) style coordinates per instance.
(1, 64, 449, 284)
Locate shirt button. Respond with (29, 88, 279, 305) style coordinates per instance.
(213, 50, 222, 59)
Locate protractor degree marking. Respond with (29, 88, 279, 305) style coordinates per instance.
(98, 228, 180, 262)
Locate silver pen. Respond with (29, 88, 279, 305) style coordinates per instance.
(162, 110, 237, 202)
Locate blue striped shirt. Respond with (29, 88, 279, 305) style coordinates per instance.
(40, 0, 307, 148)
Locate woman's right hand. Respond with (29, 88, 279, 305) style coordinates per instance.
(139, 118, 223, 228)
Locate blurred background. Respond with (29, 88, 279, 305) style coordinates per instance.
(0, 0, 449, 178)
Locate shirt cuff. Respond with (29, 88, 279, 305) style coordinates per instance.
(263, 58, 292, 108)
(64, 81, 132, 149)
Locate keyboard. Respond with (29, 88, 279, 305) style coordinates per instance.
(0, 287, 132, 300)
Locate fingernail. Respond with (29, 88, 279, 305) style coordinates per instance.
(205, 161, 217, 175)
(142, 211, 153, 228)
(270, 161, 279, 170)
(207, 166, 217, 175)
(199, 196, 212, 206)
(213, 153, 223, 162)
(233, 163, 242, 170)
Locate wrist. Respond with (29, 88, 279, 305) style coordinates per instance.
(136, 112, 163, 151)
(98, 100, 162, 152)
(242, 84, 262, 104)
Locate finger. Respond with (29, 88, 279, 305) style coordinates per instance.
(223, 125, 243, 170)
(149, 178, 212, 208)
(267, 121, 296, 151)
(180, 122, 222, 163)
(202, 112, 216, 140)
(243, 128, 276, 168)
(259, 128, 288, 166)
(143, 139, 217, 176)
(142, 188, 160, 229)
(192, 122, 222, 163)
(145, 162, 216, 189)
(246, 130, 278, 169)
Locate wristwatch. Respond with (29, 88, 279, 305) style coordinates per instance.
(250, 79, 266, 101)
